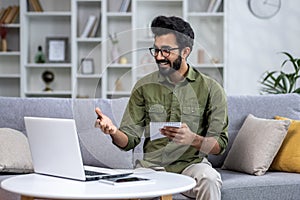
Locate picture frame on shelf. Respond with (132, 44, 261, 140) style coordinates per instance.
(81, 58, 94, 74)
(46, 37, 69, 63)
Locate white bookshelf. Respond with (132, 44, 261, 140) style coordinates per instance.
(0, 0, 226, 98)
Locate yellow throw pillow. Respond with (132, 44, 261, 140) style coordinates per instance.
(270, 116, 300, 172)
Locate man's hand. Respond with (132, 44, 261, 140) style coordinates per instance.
(95, 107, 117, 135)
(160, 123, 196, 145)
(160, 123, 221, 154)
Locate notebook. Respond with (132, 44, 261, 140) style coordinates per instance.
(24, 116, 132, 181)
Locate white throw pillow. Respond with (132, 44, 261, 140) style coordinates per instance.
(222, 114, 290, 175)
(0, 128, 33, 173)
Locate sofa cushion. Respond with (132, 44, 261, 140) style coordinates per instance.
(270, 116, 300, 173)
(222, 114, 290, 175)
(0, 128, 33, 173)
(219, 169, 300, 200)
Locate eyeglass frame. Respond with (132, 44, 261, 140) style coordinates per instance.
(149, 47, 180, 58)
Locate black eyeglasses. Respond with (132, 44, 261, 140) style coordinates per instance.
(149, 47, 180, 58)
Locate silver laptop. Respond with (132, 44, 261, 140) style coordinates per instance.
(24, 116, 132, 181)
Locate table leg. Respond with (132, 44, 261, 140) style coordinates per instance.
(160, 194, 172, 200)
(21, 196, 34, 200)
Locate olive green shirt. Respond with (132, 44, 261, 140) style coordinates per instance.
(119, 66, 228, 173)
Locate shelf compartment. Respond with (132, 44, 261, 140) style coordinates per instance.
(0, 78, 20, 97)
(195, 67, 224, 86)
(27, 17, 71, 63)
(25, 67, 72, 93)
(30, 0, 71, 12)
(1, 26, 20, 52)
(76, 78, 102, 99)
(135, 0, 183, 40)
(77, 0, 102, 38)
(187, 16, 224, 65)
(0, 56, 20, 74)
(187, 0, 223, 13)
(77, 42, 102, 74)
(107, 67, 132, 93)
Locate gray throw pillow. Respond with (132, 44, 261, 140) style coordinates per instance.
(222, 114, 290, 176)
(0, 128, 33, 173)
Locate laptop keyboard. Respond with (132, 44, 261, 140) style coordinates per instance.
(84, 170, 107, 176)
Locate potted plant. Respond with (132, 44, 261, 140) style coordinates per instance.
(260, 52, 300, 94)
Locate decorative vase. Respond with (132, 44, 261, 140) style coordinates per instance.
(1, 38, 7, 52)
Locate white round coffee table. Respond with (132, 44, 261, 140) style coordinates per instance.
(1, 171, 196, 200)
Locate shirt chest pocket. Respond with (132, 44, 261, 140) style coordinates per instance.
(181, 106, 204, 132)
(148, 104, 167, 122)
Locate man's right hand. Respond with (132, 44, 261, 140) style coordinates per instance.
(95, 107, 118, 135)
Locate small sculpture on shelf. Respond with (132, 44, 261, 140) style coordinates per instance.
(42, 70, 54, 92)
(109, 32, 120, 64)
(34, 45, 46, 63)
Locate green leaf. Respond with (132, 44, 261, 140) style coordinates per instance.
(260, 52, 300, 95)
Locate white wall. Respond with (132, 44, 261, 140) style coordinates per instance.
(226, 0, 300, 95)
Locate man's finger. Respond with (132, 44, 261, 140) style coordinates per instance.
(95, 107, 103, 119)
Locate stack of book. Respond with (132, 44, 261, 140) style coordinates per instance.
(28, 0, 43, 12)
(80, 15, 100, 38)
(207, 0, 223, 12)
(119, 0, 131, 12)
(0, 5, 20, 24)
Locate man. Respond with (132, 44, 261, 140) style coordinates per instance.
(95, 15, 228, 200)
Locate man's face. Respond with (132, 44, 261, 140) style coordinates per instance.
(153, 33, 182, 76)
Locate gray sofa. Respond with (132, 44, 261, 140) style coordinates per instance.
(1, 94, 300, 200)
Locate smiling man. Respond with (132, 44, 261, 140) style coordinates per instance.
(95, 15, 228, 200)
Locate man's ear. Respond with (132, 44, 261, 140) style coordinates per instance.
(182, 47, 191, 59)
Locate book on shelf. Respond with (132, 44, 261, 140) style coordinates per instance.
(206, 0, 216, 12)
(28, 0, 43, 12)
(207, 0, 222, 12)
(89, 15, 100, 37)
(3, 5, 19, 24)
(0, 6, 12, 24)
(119, 0, 131, 12)
(212, 0, 222, 12)
(10, 6, 20, 23)
(80, 15, 97, 38)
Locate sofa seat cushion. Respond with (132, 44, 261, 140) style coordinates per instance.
(219, 169, 300, 200)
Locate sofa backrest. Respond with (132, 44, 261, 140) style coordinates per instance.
(0, 97, 133, 169)
(208, 93, 300, 167)
(1, 94, 300, 169)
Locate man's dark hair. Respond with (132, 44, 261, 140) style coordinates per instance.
(151, 15, 194, 52)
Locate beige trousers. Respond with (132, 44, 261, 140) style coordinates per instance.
(181, 157, 222, 200)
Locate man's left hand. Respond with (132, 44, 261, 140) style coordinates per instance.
(160, 123, 196, 145)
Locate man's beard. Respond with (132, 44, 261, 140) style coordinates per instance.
(156, 56, 182, 76)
